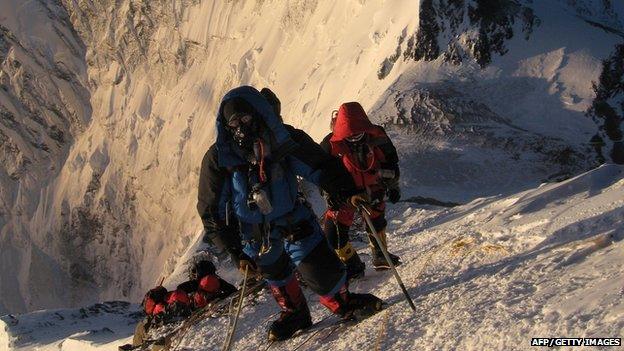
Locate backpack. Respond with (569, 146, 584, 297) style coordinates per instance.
(142, 286, 168, 315)
(192, 275, 222, 309)
(163, 289, 193, 320)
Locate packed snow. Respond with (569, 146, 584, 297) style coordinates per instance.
(1, 0, 624, 350)
(164, 164, 624, 350)
(0, 301, 140, 351)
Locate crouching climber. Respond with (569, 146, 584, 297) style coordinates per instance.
(124, 258, 236, 349)
(185, 258, 237, 309)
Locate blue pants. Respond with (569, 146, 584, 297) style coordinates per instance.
(241, 204, 346, 296)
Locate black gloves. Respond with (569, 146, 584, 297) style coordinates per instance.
(260, 87, 281, 120)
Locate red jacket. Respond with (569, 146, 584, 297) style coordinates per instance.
(329, 102, 391, 188)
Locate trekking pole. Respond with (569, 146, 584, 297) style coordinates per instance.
(222, 265, 249, 351)
(359, 205, 416, 312)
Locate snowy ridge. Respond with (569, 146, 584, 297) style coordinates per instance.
(0, 301, 141, 351)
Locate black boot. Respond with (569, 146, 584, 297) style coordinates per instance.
(371, 248, 401, 270)
(344, 253, 366, 280)
(320, 285, 383, 320)
(334, 242, 365, 280)
(346, 293, 384, 319)
(267, 277, 313, 341)
(268, 303, 312, 341)
(369, 230, 401, 270)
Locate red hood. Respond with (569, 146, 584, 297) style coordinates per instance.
(330, 102, 374, 142)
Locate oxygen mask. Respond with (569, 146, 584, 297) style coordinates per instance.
(226, 112, 259, 150)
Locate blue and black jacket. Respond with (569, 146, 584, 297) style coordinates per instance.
(198, 86, 357, 255)
(197, 143, 243, 260)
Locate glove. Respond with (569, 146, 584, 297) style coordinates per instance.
(326, 195, 345, 210)
(387, 188, 401, 204)
(238, 253, 258, 275)
(260, 87, 281, 118)
(349, 192, 370, 208)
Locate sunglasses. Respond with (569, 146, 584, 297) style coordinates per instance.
(227, 114, 253, 128)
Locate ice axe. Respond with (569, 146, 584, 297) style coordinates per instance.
(359, 205, 417, 312)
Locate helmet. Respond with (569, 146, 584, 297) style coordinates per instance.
(188, 259, 216, 280)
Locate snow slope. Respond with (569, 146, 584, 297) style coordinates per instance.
(167, 164, 624, 351)
(3, 163, 622, 350)
(1, 0, 623, 321)
(0, 0, 91, 314)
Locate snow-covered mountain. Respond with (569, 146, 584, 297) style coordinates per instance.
(0, 0, 622, 327)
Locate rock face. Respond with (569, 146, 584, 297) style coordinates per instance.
(587, 44, 624, 164)
(0, 0, 198, 314)
(0, 1, 89, 206)
(378, 0, 540, 79)
(409, 0, 538, 67)
(0, 0, 622, 314)
(378, 0, 624, 79)
(0, 0, 91, 313)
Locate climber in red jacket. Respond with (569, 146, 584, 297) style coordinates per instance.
(320, 102, 402, 273)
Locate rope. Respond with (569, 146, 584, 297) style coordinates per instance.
(222, 266, 249, 351)
(258, 139, 267, 183)
(373, 310, 391, 351)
